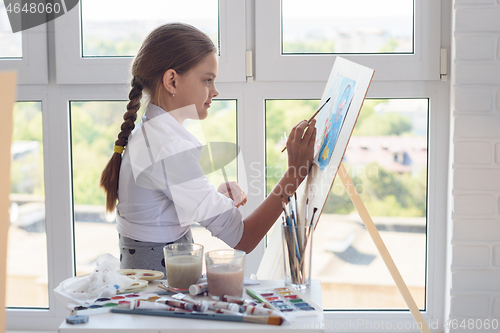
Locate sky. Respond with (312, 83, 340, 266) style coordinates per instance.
(82, 0, 218, 21)
(81, 0, 412, 21)
(283, 0, 413, 19)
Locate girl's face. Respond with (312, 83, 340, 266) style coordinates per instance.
(168, 52, 219, 121)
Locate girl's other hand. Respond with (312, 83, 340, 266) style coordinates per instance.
(286, 119, 317, 182)
(217, 181, 248, 208)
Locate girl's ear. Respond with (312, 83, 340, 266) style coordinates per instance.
(162, 69, 177, 96)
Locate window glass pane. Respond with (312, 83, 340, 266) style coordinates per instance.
(81, 0, 219, 57)
(70, 101, 124, 275)
(0, 2, 22, 58)
(8, 101, 47, 307)
(266, 98, 427, 310)
(70, 100, 236, 275)
(185, 100, 237, 269)
(282, 0, 414, 54)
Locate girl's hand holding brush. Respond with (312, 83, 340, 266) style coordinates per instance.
(285, 119, 316, 184)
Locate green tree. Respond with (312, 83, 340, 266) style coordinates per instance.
(71, 101, 129, 205)
(13, 102, 43, 142)
(283, 39, 336, 53)
(70, 100, 238, 206)
(359, 163, 425, 217)
(265, 99, 426, 218)
(378, 38, 399, 53)
(323, 173, 356, 215)
(354, 112, 413, 136)
(83, 35, 143, 57)
(192, 101, 238, 185)
(265, 100, 319, 193)
(353, 99, 413, 136)
(11, 102, 44, 195)
(322, 163, 426, 218)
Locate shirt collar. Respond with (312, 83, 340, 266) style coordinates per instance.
(143, 103, 202, 148)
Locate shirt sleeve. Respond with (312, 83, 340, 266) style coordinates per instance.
(140, 139, 244, 248)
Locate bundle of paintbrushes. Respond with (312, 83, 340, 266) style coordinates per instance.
(281, 194, 318, 286)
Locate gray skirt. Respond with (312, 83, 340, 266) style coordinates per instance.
(118, 229, 194, 275)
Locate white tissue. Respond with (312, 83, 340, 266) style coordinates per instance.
(54, 254, 135, 310)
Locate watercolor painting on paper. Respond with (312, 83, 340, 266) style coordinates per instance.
(314, 75, 357, 170)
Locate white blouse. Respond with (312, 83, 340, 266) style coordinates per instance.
(116, 103, 244, 247)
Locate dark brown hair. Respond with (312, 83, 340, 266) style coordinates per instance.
(100, 23, 217, 213)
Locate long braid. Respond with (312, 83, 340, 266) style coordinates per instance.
(117, 77, 142, 145)
(100, 77, 143, 213)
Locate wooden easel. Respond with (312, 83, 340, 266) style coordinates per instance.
(337, 163, 430, 333)
(258, 162, 431, 333)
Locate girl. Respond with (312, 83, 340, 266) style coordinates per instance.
(100, 23, 316, 273)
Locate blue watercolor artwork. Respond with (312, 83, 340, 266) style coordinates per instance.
(314, 75, 357, 170)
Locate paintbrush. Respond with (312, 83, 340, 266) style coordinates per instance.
(302, 197, 309, 249)
(280, 195, 290, 221)
(283, 196, 301, 262)
(111, 308, 284, 325)
(281, 97, 330, 153)
(158, 282, 189, 294)
(298, 207, 319, 273)
(310, 207, 318, 229)
(245, 288, 272, 308)
(294, 192, 299, 224)
(305, 198, 309, 226)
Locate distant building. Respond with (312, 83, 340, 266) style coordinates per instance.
(344, 136, 427, 175)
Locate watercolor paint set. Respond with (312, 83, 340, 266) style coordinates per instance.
(246, 287, 321, 318)
(71, 292, 160, 316)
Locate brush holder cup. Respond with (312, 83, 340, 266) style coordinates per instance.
(282, 224, 313, 289)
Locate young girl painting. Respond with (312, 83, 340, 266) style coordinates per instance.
(100, 23, 316, 273)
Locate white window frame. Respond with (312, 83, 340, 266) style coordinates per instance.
(0, 24, 48, 84)
(54, 0, 247, 84)
(6, 84, 72, 330)
(255, 0, 441, 82)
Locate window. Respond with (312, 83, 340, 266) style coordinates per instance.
(0, 2, 48, 84)
(256, 0, 440, 81)
(266, 99, 428, 310)
(81, 0, 219, 57)
(54, 0, 246, 83)
(6, 1, 448, 331)
(69, 101, 127, 275)
(0, 2, 22, 58)
(185, 100, 238, 269)
(8, 101, 48, 308)
(282, 0, 414, 54)
(70, 100, 237, 275)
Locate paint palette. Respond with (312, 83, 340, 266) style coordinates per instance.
(246, 287, 321, 318)
(118, 269, 164, 281)
(71, 292, 160, 316)
(121, 278, 149, 293)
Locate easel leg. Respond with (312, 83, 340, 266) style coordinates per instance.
(338, 163, 430, 333)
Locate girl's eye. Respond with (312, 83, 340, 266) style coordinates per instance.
(206, 79, 212, 84)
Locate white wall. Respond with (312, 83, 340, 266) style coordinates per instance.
(450, 0, 500, 328)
